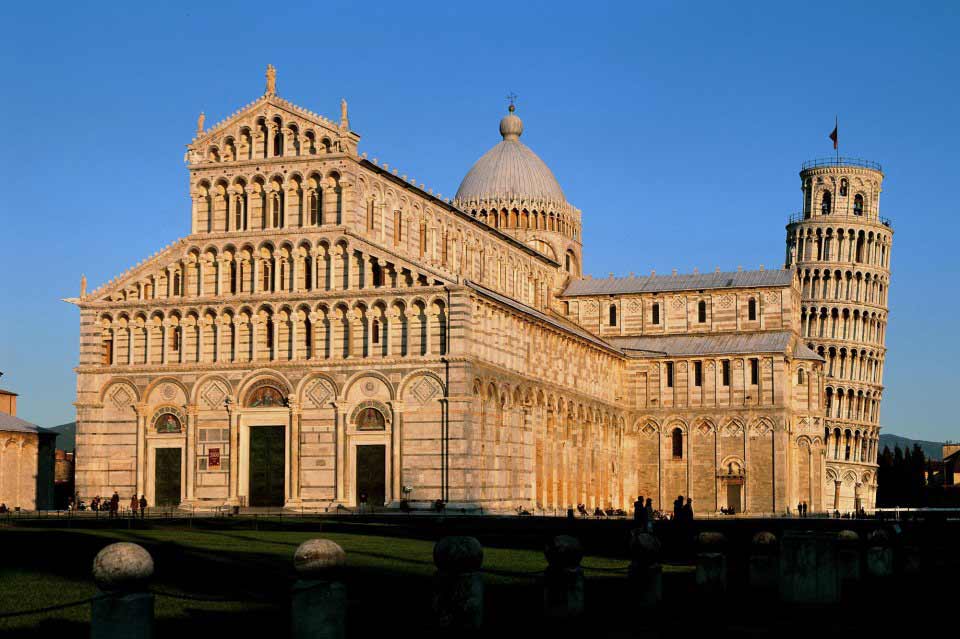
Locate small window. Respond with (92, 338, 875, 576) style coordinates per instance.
(748, 298, 757, 321)
(797, 368, 805, 384)
(609, 304, 618, 327)
(666, 362, 674, 388)
(671, 428, 683, 459)
(172, 327, 181, 351)
(722, 360, 730, 386)
(821, 190, 832, 215)
(694, 361, 703, 387)
(840, 179, 848, 197)
(372, 262, 383, 287)
(652, 302, 660, 325)
(698, 300, 707, 323)
(853, 194, 864, 216)
(750, 358, 759, 385)
(102, 338, 113, 365)
(372, 319, 380, 344)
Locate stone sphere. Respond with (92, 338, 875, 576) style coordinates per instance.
(867, 529, 889, 545)
(293, 539, 346, 576)
(544, 535, 583, 569)
(697, 532, 727, 548)
(752, 531, 777, 546)
(433, 536, 483, 573)
(629, 531, 661, 565)
(837, 530, 860, 544)
(92, 542, 154, 592)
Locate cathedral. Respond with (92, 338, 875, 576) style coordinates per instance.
(71, 68, 891, 514)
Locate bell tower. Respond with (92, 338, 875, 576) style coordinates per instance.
(785, 157, 893, 511)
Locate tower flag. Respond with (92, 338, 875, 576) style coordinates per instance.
(829, 118, 838, 150)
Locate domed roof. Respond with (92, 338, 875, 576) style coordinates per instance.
(454, 107, 566, 205)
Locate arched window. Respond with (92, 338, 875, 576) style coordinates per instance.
(265, 318, 274, 356)
(609, 304, 617, 326)
(797, 368, 805, 384)
(698, 300, 706, 323)
(172, 326, 181, 352)
(262, 263, 271, 291)
(565, 253, 570, 271)
(304, 318, 312, 356)
(652, 302, 660, 325)
(666, 362, 674, 388)
(173, 272, 181, 296)
(821, 190, 832, 215)
(853, 194, 864, 216)
(840, 179, 848, 197)
(671, 428, 683, 459)
(748, 298, 757, 321)
(372, 319, 380, 344)
(804, 179, 812, 218)
(230, 262, 237, 294)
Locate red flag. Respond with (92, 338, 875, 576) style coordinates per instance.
(829, 123, 838, 150)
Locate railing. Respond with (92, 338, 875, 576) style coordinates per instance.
(787, 212, 893, 228)
(801, 157, 883, 172)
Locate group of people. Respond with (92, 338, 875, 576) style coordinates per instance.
(68, 492, 148, 518)
(795, 501, 811, 517)
(575, 503, 628, 518)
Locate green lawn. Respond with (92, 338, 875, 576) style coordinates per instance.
(0, 523, 681, 637)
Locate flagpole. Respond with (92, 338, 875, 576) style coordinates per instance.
(835, 115, 839, 164)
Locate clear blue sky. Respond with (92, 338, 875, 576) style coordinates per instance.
(1, 2, 957, 441)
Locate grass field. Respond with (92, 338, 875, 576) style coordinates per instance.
(1, 516, 953, 637)
(0, 521, 683, 637)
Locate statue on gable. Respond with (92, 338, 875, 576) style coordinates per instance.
(340, 98, 349, 130)
(196, 111, 205, 136)
(80, 274, 87, 298)
(265, 64, 277, 95)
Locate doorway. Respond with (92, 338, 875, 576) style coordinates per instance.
(356, 445, 386, 507)
(249, 426, 285, 507)
(726, 483, 742, 514)
(154, 448, 182, 507)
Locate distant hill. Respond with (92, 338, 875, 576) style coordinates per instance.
(879, 433, 944, 461)
(44, 422, 75, 451)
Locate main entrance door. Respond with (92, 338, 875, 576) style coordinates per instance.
(249, 426, 285, 507)
(155, 448, 182, 507)
(356, 445, 386, 507)
(726, 483, 742, 514)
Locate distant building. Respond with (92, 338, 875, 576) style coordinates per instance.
(0, 388, 56, 510)
(54, 449, 75, 509)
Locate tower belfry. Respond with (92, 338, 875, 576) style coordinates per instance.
(785, 156, 893, 511)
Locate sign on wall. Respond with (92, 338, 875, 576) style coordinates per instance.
(208, 448, 221, 469)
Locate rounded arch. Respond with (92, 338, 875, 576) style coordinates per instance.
(236, 369, 293, 406)
(342, 369, 396, 401)
(397, 369, 447, 400)
(143, 376, 190, 406)
(190, 373, 235, 407)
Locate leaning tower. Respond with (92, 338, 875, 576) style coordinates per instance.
(785, 157, 893, 512)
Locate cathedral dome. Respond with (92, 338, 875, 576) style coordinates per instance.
(454, 107, 566, 206)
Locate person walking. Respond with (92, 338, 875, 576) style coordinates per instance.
(634, 495, 644, 523)
(139, 495, 147, 519)
(129, 495, 139, 518)
(109, 491, 120, 519)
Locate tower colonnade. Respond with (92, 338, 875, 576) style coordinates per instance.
(785, 158, 892, 512)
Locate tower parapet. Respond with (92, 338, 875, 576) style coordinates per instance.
(785, 158, 893, 512)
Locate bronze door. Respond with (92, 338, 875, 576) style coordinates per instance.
(356, 445, 386, 507)
(155, 448, 182, 507)
(249, 426, 285, 507)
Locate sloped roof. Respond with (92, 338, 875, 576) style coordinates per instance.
(562, 269, 794, 297)
(0, 412, 48, 435)
(464, 280, 620, 354)
(607, 331, 819, 360)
